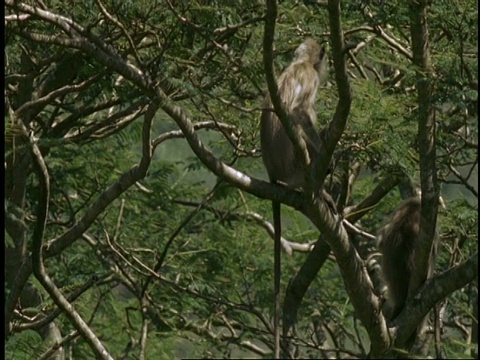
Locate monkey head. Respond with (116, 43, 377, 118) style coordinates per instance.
(294, 38, 328, 81)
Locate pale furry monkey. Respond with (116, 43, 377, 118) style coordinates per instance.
(260, 38, 329, 358)
(261, 38, 329, 188)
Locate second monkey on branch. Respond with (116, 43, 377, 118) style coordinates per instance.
(260, 38, 334, 358)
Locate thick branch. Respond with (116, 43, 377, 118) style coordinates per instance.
(409, 0, 440, 300)
(394, 253, 478, 344)
(323, 0, 352, 178)
(323, 1, 388, 356)
(262, 0, 312, 185)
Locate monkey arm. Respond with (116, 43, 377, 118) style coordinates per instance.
(291, 107, 322, 155)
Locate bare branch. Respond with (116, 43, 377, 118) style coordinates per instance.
(23, 117, 114, 359)
(344, 174, 402, 223)
(94, 0, 143, 66)
(173, 199, 317, 255)
(15, 71, 105, 118)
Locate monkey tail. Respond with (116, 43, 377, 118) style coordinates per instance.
(272, 200, 282, 359)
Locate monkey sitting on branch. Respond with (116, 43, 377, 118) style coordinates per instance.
(378, 190, 445, 353)
(260, 38, 333, 358)
(261, 38, 329, 190)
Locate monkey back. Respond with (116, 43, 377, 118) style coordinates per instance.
(260, 38, 328, 188)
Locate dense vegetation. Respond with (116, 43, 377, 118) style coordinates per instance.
(5, 0, 477, 358)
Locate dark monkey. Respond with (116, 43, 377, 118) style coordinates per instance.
(378, 194, 444, 354)
(379, 196, 442, 320)
(260, 38, 329, 358)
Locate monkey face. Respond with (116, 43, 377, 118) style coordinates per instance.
(315, 46, 327, 71)
(294, 38, 327, 71)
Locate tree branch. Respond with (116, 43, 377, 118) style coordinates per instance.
(25, 122, 114, 359)
(409, 0, 441, 310)
(394, 253, 478, 345)
(262, 0, 313, 188)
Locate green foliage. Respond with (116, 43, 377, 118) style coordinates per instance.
(5, 330, 43, 360)
(5, 0, 477, 358)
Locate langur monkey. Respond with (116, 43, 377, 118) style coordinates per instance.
(378, 192, 444, 350)
(260, 38, 329, 358)
(261, 38, 328, 188)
